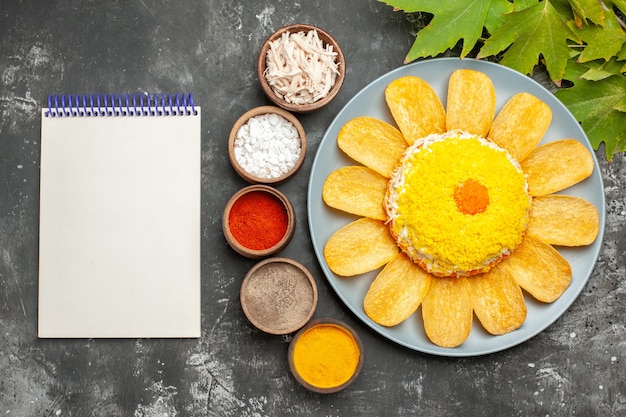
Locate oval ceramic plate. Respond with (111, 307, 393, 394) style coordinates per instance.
(307, 58, 606, 357)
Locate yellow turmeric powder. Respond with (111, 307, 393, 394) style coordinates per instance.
(292, 323, 361, 389)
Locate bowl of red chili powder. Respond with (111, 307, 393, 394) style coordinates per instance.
(223, 184, 295, 258)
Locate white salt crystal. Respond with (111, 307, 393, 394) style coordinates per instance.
(233, 113, 302, 179)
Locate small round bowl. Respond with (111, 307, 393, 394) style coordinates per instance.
(240, 257, 318, 335)
(288, 318, 364, 394)
(223, 185, 295, 258)
(257, 23, 346, 113)
(228, 105, 307, 184)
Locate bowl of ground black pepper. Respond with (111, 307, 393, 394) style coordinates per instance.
(223, 185, 295, 258)
(228, 106, 306, 184)
(257, 24, 346, 113)
(240, 257, 318, 335)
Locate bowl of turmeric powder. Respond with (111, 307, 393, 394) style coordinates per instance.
(257, 24, 346, 113)
(288, 318, 364, 393)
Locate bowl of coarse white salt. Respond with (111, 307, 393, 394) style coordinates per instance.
(257, 24, 346, 113)
(228, 105, 307, 184)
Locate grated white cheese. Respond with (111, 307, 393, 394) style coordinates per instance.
(264, 29, 339, 105)
(233, 113, 302, 179)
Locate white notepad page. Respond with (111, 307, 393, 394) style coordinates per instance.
(39, 105, 201, 338)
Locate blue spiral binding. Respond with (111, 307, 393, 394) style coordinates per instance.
(45, 93, 196, 117)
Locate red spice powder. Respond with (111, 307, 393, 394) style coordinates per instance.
(228, 190, 289, 250)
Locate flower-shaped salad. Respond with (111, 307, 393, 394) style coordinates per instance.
(322, 69, 600, 348)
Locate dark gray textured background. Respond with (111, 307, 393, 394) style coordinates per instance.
(1, 1, 624, 416)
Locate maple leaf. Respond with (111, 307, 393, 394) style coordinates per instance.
(556, 60, 626, 160)
(485, 0, 516, 34)
(568, 0, 606, 27)
(380, 0, 513, 63)
(477, 0, 581, 85)
(611, 0, 626, 15)
(619, 42, 626, 62)
(572, 7, 626, 62)
(578, 56, 625, 80)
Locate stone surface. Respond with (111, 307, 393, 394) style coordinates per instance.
(1, 1, 624, 416)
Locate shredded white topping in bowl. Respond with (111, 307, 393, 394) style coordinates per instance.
(264, 29, 339, 105)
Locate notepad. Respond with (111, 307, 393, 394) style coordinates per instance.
(38, 94, 201, 338)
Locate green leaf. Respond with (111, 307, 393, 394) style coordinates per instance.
(567, 0, 606, 26)
(575, 9, 626, 62)
(556, 60, 626, 160)
(380, 0, 497, 61)
(584, 111, 626, 159)
(580, 57, 625, 80)
(610, 0, 626, 15)
(485, 0, 515, 34)
(615, 97, 626, 112)
(478, 0, 581, 84)
(515, 0, 539, 10)
(616, 37, 626, 60)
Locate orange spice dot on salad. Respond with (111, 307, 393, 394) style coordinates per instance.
(454, 178, 490, 215)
